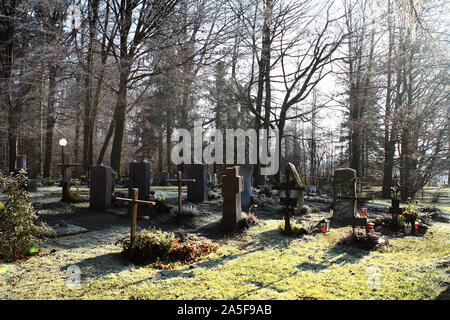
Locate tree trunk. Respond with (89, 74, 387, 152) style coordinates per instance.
(43, 66, 57, 178)
(110, 68, 130, 178)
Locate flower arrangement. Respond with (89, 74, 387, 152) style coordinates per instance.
(400, 198, 421, 222)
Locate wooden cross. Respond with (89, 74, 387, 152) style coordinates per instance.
(115, 188, 156, 256)
(165, 171, 195, 215)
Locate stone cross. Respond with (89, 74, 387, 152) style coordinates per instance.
(165, 171, 196, 215)
(56, 152, 80, 202)
(222, 166, 244, 232)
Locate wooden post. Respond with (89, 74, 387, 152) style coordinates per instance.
(129, 188, 138, 255)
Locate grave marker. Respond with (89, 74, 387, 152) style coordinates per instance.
(115, 189, 156, 257)
(222, 166, 244, 232)
(273, 163, 305, 233)
(332, 168, 357, 224)
(90, 164, 112, 211)
(166, 171, 195, 215)
(240, 164, 253, 210)
(56, 152, 80, 202)
(128, 160, 151, 216)
(186, 159, 208, 203)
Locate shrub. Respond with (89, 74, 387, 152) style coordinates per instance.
(239, 213, 259, 230)
(338, 231, 387, 251)
(116, 229, 217, 265)
(63, 182, 82, 203)
(116, 228, 175, 264)
(169, 234, 217, 263)
(278, 220, 308, 237)
(0, 172, 51, 261)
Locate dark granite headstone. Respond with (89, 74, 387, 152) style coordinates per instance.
(222, 166, 244, 232)
(332, 168, 357, 223)
(27, 179, 38, 193)
(160, 171, 169, 185)
(128, 161, 150, 215)
(16, 155, 27, 170)
(240, 164, 253, 210)
(186, 162, 208, 203)
(90, 165, 112, 211)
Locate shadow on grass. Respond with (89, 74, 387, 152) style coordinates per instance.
(323, 242, 371, 266)
(435, 286, 450, 300)
(60, 252, 131, 281)
(296, 262, 329, 272)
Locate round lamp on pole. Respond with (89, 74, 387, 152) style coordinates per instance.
(59, 138, 68, 147)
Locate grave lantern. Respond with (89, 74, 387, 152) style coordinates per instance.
(361, 207, 367, 217)
(366, 223, 374, 233)
(320, 220, 329, 232)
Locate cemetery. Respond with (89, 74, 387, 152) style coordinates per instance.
(0, 0, 448, 302)
(0, 156, 449, 300)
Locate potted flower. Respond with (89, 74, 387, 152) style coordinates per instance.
(400, 198, 420, 234)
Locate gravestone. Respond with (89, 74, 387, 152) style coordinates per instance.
(128, 161, 151, 215)
(222, 166, 244, 232)
(16, 155, 27, 171)
(332, 168, 357, 224)
(258, 175, 269, 187)
(186, 159, 208, 203)
(13, 155, 37, 193)
(149, 169, 154, 186)
(160, 171, 169, 185)
(240, 164, 253, 210)
(207, 172, 217, 189)
(90, 165, 112, 211)
(27, 179, 38, 193)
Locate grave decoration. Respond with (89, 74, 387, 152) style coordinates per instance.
(222, 166, 244, 232)
(273, 162, 305, 234)
(165, 171, 196, 216)
(400, 198, 421, 235)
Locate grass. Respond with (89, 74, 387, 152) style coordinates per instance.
(1, 216, 449, 300)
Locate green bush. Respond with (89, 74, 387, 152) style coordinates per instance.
(116, 229, 218, 265)
(116, 227, 174, 264)
(0, 172, 51, 261)
(278, 220, 309, 237)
